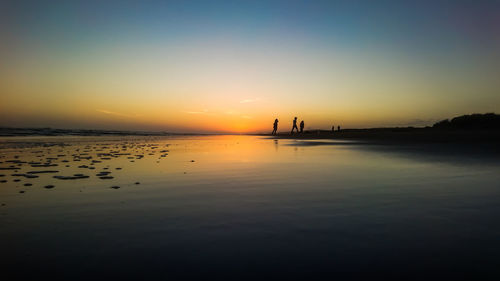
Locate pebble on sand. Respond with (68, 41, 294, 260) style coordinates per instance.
(24, 183, 33, 186)
(44, 185, 55, 189)
(110, 186, 120, 189)
(31, 164, 58, 167)
(54, 175, 89, 180)
(11, 173, 39, 178)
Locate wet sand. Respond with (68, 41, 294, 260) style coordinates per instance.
(0, 136, 171, 192)
(1, 135, 500, 280)
(266, 128, 500, 144)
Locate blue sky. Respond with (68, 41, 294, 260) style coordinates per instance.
(1, 0, 499, 132)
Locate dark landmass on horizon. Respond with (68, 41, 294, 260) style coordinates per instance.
(267, 113, 500, 144)
(1, 113, 499, 144)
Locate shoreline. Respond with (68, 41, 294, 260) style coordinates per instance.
(260, 128, 500, 145)
(2, 126, 500, 146)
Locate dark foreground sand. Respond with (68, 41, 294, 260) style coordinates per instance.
(1, 135, 500, 280)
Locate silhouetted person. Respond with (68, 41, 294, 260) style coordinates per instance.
(332, 125, 335, 132)
(272, 118, 278, 135)
(291, 117, 299, 134)
(337, 125, 340, 131)
(300, 120, 304, 133)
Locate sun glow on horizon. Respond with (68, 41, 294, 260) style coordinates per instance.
(1, 1, 499, 132)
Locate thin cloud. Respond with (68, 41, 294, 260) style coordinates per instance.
(96, 109, 135, 118)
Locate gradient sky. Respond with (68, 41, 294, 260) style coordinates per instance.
(1, 0, 499, 133)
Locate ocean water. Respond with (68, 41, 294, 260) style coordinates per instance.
(1, 135, 499, 280)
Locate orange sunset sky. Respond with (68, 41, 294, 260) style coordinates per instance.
(1, 1, 499, 133)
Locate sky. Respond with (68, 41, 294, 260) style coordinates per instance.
(1, 0, 499, 133)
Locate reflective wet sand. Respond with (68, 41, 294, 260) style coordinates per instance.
(1, 135, 500, 280)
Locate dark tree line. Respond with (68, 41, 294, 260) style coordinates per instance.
(433, 113, 500, 130)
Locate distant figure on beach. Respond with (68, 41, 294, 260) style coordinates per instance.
(291, 117, 299, 134)
(272, 118, 278, 135)
(332, 125, 335, 132)
(300, 120, 304, 133)
(338, 125, 340, 131)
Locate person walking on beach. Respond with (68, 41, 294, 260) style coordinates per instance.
(272, 118, 278, 135)
(291, 117, 299, 134)
(300, 120, 304, 133)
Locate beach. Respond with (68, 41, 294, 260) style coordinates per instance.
(267, 127, 500, 144)
(1, 135, 500, 280)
